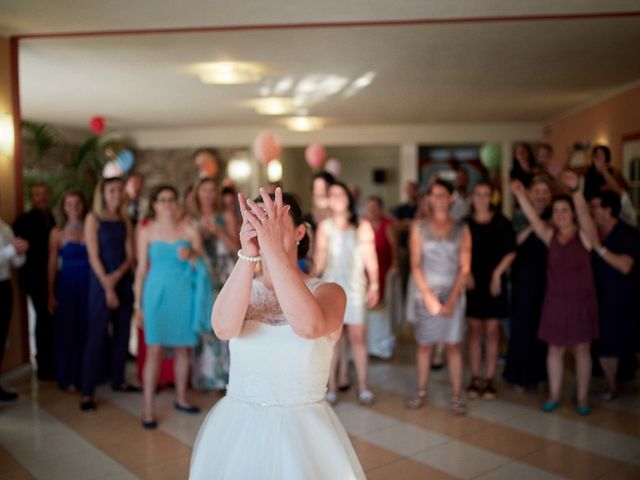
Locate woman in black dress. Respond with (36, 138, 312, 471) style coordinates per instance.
(590, 191, 640, 400)
(465, 181, 516, 399)
(503, 177, 552, 391)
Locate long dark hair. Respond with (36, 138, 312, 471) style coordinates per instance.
(329, 181, 358, 226)
(253, 191, 310, 259)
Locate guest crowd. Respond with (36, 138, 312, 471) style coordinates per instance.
(0, 142, 638, 422)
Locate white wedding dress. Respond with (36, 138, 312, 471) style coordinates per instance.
(189, 278, 365, 480)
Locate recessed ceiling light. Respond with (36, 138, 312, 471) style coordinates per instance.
(252, 97, 296, 115)
(196, 62, 263, 85)
(285, 116, 324, 132)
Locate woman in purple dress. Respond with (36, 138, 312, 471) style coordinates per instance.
(511, 170, 600, 415)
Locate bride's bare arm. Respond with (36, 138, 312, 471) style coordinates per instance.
(211, 259, 255, 340)
(211, 192, 260, 340)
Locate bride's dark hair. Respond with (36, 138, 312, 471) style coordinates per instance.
(254, 191, 310, 260)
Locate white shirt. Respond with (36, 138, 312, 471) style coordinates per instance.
(0, 219, 26, 281)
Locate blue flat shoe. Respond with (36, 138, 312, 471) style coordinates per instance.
(142, 419, 157, 429)
(174, 403, 201, 414)
(576, 405, 591, 416)
(542, 401, 559, 412)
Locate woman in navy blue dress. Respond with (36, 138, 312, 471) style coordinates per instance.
(80, 177, 135, 411)
(47, 191, 90, 392)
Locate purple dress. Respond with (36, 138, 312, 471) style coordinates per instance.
(538, 232, 598, 346)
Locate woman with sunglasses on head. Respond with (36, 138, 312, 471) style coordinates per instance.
(133, 185, 212, 429)
(190, 187, 364, 480)
(81, 177, 135, 411)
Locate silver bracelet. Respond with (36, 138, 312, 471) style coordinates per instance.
(597, 246, 608, 257)
(237, 249, 261, 262)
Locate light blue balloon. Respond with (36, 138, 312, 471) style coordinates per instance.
(116, 149, 134, 172)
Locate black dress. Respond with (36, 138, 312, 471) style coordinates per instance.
(503, 230, 548, 389)
(592, 221, 640, 356)
(466, 213, 516, 319)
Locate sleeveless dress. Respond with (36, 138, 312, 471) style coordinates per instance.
(320, 219, 367, 325)
(466, 213, 516, 319)
(412, 221, 466, 345)
(189, 278, 366, 480)
(82, 219, 133, 396)
(54, 240, 90, 390)
(191, 215, 234, 390)
(142, 240, 212, 347)
(503, 230, 548, 389)
(538, 232, 599, 346)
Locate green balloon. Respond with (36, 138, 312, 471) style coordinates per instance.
(480, 143, 502, 173)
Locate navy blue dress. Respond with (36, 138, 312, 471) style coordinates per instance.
(592, 221, 640, 356)
(54, 241, 90, 390)
(81, 219, 133, 396)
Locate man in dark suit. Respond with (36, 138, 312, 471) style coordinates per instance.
(13, 182, 56, 380)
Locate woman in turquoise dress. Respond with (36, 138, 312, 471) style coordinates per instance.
(133, 185, 212, 429)
(191, 177, 240, 390)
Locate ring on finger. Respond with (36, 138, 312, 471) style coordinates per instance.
(259, 215, 267, 224)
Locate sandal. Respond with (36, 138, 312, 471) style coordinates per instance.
(357, 390, 375, 406)
(325, 391, 338, 406)
(450, 396, 467, 416)
(466, 376, 484, 399)
(599, 391, 617, 401)
(482, 379, 497, 400)
(405, 390, 427, 409)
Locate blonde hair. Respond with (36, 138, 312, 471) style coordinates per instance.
(92, 177, 125, 219)
(193, 176, 219, 217)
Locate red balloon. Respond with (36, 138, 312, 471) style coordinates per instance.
(89, 116, 105, 135)
(305, 143, 326, 169)
(253, 131, 282, 166)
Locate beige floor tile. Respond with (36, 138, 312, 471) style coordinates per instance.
(411, 440, 510, 479)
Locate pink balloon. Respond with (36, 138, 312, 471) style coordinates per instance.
(305, 144, 327, 169)
(253, 131, 282, 166)
(325, 158, 342, 177)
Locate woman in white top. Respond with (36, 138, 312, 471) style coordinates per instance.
(0, 214, 28, 401)
(314, 181, 379, 405)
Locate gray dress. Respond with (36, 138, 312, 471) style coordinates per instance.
(413, 221, 466, 345)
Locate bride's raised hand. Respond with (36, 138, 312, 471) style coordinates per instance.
(245, 187, 290, 257)
(237, 192, 260, 257)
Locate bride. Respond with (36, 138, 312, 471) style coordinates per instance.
(189, 187, 365, 479)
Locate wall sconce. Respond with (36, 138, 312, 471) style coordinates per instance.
(0, 114, 14, 156)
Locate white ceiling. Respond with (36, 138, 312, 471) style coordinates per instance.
(4, 1, 640, 130)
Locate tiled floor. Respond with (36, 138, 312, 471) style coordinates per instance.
(1, 343, 639, 479)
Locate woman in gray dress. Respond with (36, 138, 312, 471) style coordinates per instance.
(406, 179, 471, 415)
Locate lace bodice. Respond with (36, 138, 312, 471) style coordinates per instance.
(245, 277, 324, 326)
(226, 276, 334, 406)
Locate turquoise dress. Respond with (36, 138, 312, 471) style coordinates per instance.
(142, 240, 213, 347)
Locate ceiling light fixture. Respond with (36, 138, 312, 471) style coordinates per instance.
(197, 62, 263, 85)
(252, 97, 296, 115)
(285, 116, 324, 132)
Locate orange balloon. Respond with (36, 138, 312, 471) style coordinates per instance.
(253, 131, 282, 166)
